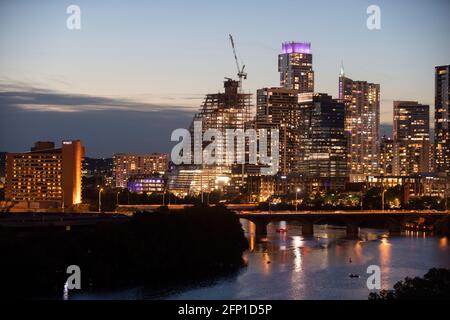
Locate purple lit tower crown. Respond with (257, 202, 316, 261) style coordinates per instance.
(281, 42, 311, 54)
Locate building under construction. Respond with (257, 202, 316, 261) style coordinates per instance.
(168, 79, 253, 196)
(192, 79, 253, 154)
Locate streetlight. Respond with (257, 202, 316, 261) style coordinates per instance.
(116, 191, 120, 210)
(295, 188, 301, 212)
(98, 187, 103, 213)
(380, 176, 386, 211)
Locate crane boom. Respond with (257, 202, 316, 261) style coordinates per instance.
(229, 34, 241, 75)
(229, 34, 247, 92)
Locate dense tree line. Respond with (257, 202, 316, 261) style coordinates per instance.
(0, 205, 248, 298)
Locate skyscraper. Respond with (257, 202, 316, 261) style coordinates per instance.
(253, 41, 315, 176)
(5, 140, 84, 210)
(339, 68, 380, 182)
(297, 93, 347, 190)
(278, 42, 314, 93)
(435, 65, 450, 175)
(393, 101, 431, 175)
(191, 79, 252, 162)
(256, 87, 303, 175)
(169, 79, 253, 195)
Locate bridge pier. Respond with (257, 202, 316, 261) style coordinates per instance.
(301, 222, 314, 237)
(388, 221, 402, 235)
(253, 220, 269, 237)
(346, 223, 359, 238)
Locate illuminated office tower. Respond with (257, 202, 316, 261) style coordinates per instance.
(278, 42, 314, 93)
(393, 101, 431, 175)
(339, 68, 380, 182)
(435, 65, 450, 175)
(5, 140, 84, 210)
(256, 87, 304, 175)
(113, 153, 168, 188)
(297, 93, 347, 190)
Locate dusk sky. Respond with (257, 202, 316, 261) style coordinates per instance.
(1, 0, 449, 157)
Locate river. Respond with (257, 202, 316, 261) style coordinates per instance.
(71, 220, 450, 300)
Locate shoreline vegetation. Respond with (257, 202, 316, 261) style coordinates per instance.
(369, 268, 450, 300)
(0, 205, 249, 299)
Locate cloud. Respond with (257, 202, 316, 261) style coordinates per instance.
(0, 82, 198, 113)
(0, 83, 197, 156)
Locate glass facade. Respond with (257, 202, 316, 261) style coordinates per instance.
(339, 74, 380, 182)
(393, 101, 431, 175)
(278, 42, 314, 93)
(435, 65, 450, 175)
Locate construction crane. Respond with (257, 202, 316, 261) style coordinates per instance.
(229, 34, 247, 92)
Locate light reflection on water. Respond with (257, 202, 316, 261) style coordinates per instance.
(72, 220, 450, 300)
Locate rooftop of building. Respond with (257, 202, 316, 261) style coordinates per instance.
(281, 41, 311, 54)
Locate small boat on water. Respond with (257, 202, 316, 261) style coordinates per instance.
(348, 273, 360, 278)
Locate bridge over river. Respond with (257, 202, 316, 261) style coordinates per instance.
(236, 210, 450, 237)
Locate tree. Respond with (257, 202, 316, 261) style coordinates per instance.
(385, 185, 403, 209)
(363, 187, 382, 210)
(369, 268, 450, 300)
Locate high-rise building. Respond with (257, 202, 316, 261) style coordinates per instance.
(278, 42, 314, 93)
(435, 65, 450, 175)
(379, 136, 394, 175)
(169, 79, 253, 195)
(5, 140, 84, 210)
(297, 93, 347, 190)
(113, 153, 168, 188)
(256, 87, 303, 175)
(191, 79, 252, 164)
(339, 69, 380, 182)
(393, 101, 431, 175)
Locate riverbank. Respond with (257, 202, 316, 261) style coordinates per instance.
(0, 205, 249, 299)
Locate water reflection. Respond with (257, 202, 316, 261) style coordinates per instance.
(72, 220, 450, 300)
(248, 221, 255, 252)
(354, 241, 363, 261)
(379, 236, 392, 289)
(292, 236, 304, 272)
(439, 237, 448, 250)
(63, 281, 69, 300)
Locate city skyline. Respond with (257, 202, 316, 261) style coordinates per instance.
(1, 0, 450, 304)
(1, 0, 449, 157)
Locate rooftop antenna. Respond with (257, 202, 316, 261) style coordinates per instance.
(340, 60, 345, 77)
